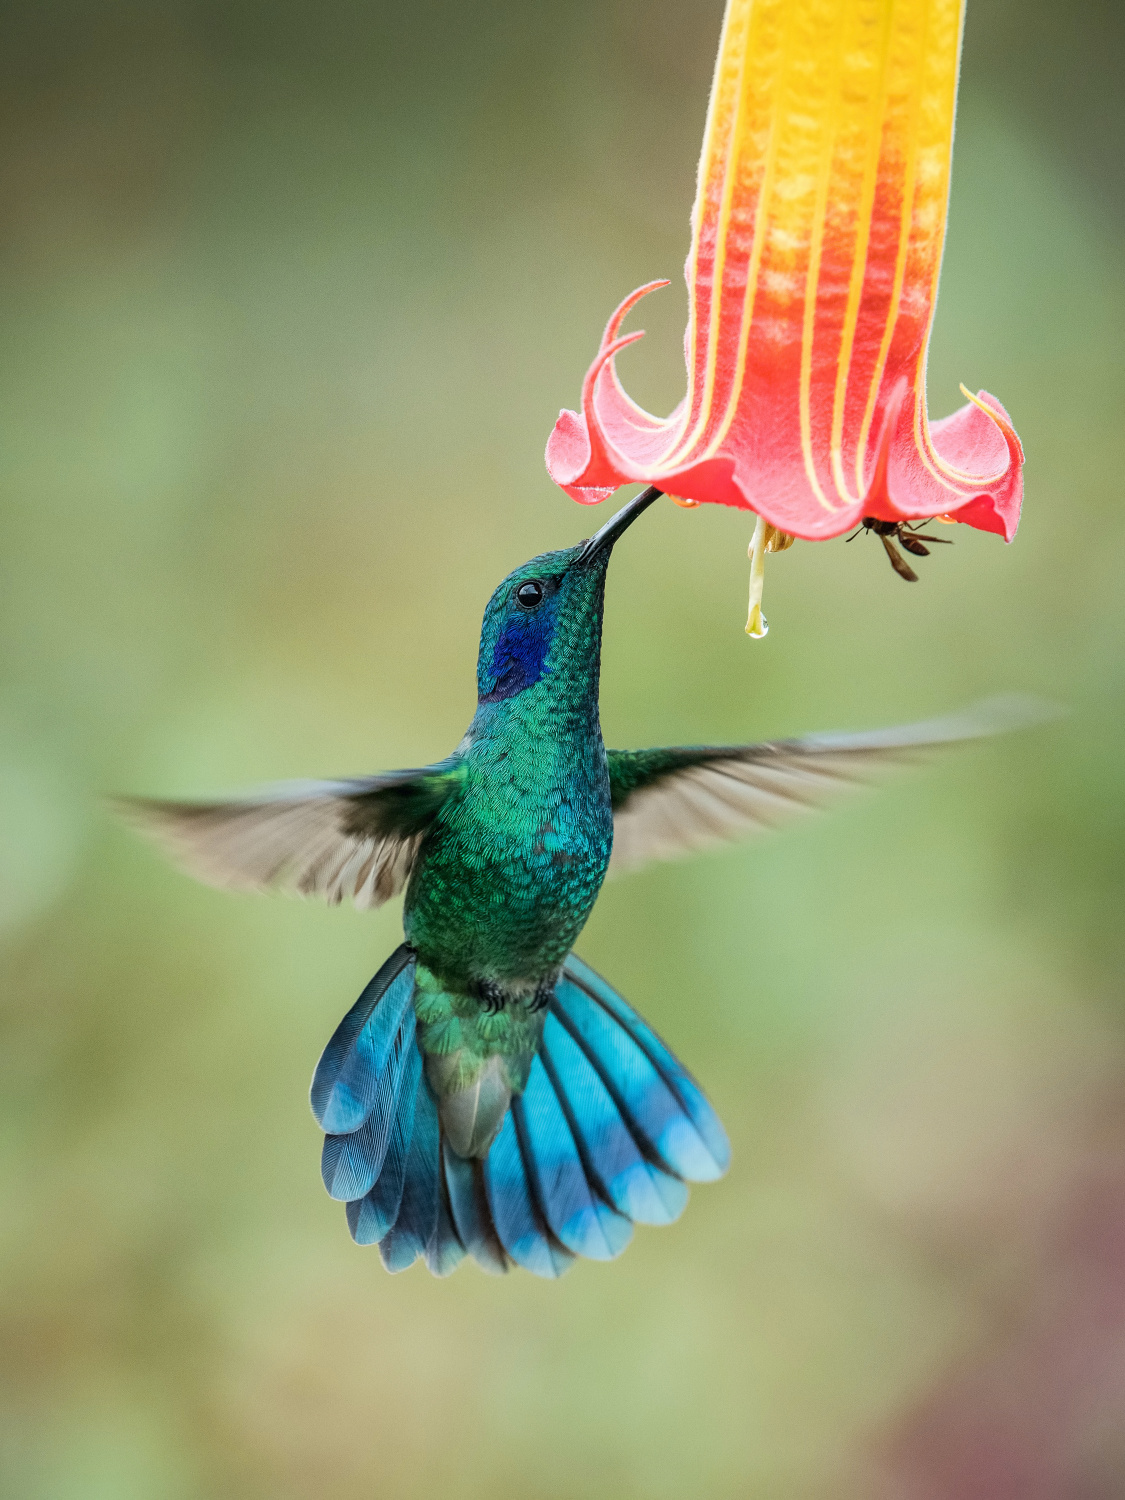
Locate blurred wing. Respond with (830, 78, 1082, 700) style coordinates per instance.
(117, 758, 465, 910)
(607, 696, 1056, 877)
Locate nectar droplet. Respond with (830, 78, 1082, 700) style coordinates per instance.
(746, 606, 768, 639)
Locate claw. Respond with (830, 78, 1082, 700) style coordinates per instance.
(528, 982, 554, 1014)
(473, 979, 508, 1014)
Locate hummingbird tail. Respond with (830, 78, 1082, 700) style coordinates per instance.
(310, 943, 466, 1276)
(310, 947, 730, 1278)
(483, 952, 730, 1277)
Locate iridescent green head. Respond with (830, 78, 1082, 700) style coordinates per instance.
(476, 488, 660, 704)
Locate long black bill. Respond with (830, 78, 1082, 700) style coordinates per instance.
(575, 485, 663, 565)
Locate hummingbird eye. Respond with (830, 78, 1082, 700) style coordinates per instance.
(515, 580, 544, 609)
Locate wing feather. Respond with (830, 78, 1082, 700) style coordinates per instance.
(608, 697, 1056, 877)
(117, 761, 464, 911)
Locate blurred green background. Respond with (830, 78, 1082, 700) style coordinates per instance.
(2, 1, 1124, 1496)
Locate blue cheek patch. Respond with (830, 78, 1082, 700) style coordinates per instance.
(479, 612, 555, 702)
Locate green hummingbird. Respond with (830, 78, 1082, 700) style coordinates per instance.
(126, 487, 1030, 1277)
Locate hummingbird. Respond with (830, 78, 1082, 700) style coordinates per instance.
(124, 486, 1032, 1278)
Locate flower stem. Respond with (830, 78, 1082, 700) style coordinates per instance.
(746, 512, 769, 638)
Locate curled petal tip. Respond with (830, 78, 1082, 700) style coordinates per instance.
(958, 383, 1025, 465)
(565, 484, 618, 505)
(601, 280, 672, 349)
(547, 331, 649, 494)
(581, 330, 646, 407)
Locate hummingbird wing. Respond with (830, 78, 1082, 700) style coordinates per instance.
(117, 758, 466, 909)
(606, 696, 1053, 877)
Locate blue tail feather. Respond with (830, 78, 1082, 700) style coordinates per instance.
(518, 1055, 633, 1260)
(345, 1040, 421, 1245)
(380, 1072, 442, 1272)
(424, 1153, 467, 1277)
(443, 1144, 507, 1274)
(484, 1108, 575, 1279)
(315, 949, 726, 1277)
(563, 954, 730, 1176)
(540, 1011, 689, 1225)
(321, 1003, 417, 1201)
(552, 973, 722, 1183)
(311, 946, 415, 1134)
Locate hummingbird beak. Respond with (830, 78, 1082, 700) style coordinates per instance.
(574, 486, 663, 566)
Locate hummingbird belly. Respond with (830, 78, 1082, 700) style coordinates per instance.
(402, 801, 612, 992)
(402, 788, 612, 1157)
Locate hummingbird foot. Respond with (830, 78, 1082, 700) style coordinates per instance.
(473, 979, 508, 1015)
(528, 981, 555, 1014)
(468, 977, 555, 1014)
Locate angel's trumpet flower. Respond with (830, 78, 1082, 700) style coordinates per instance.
(546, 0, 1023, 630)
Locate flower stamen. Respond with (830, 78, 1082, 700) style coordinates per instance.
(746, 514, 769, 638)
(745, 520, 794, 636)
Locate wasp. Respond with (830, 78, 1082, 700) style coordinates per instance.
(847, 517, 953, 582)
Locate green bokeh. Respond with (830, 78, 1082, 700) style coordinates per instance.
(2, 2, 1123, 1496)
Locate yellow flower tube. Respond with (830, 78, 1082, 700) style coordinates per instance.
(548, 0, 1023, 552)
